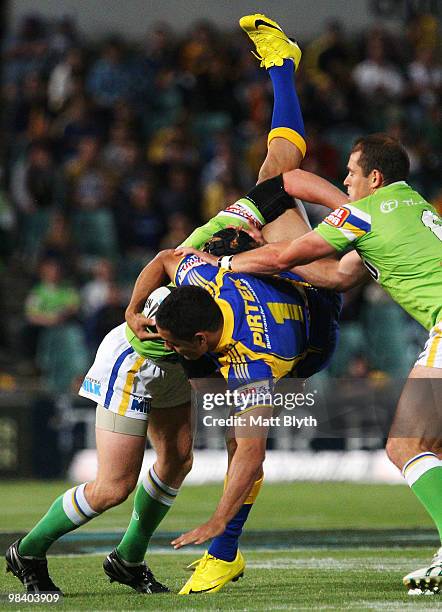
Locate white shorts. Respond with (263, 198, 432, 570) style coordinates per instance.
(78, 323, 191, 420)
(415, 322, 442, 368)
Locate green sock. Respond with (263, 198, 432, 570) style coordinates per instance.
(19, 483, 98, 558)
(403, 453, 442, 542)
(117, 467, 179, 563)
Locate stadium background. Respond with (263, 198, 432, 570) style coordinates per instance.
(0, 1, 441, 608)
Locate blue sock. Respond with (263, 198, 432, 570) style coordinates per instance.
(208, 504, 252, 562)
(269, 59, 304, 136)
(268, 59, 305, 155)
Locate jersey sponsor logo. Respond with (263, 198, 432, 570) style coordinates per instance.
(403, 198, 427, 207)
(219, 200, 262, 228)
(130, 397, 151, 414)
(232, 277, 270, 349)
(177, 254, 206, 285)
(82, 377, 101, 396)
(380, 199, 399, 214)
(323, 207, 351, 228)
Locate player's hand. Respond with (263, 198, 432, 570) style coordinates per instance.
(125, 310, 162, 341)
(242, 223, 267, 246)
(171, 518, 226, 548)
(174, 246, 218, 266)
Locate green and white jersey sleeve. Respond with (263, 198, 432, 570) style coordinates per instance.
(315, 182, 442, 331)
(180, 198, 265, 249)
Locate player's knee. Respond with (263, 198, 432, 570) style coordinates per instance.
(88, 477, 137, 511)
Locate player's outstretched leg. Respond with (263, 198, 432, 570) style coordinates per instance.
(5, 479, 101, 593)
(106, 403, 193, 593)
(240, 13, 305, 182)
(181, 14, 306, 252)
(4, 417, 146, 593)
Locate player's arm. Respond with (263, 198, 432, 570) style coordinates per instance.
(177, 230, 337, 275)
(282, 168, 349, 210)
(171, 414, 268, 548)
(125, 250, 180, 340)
(293, 250, 370, 291)
(232, 231, 336, 273)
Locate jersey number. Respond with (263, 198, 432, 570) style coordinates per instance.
(267, 302, 304, 324)
(422, 210, 442, 241)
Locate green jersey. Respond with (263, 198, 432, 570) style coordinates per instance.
(127, 198, 265, 359)
(315, 182, 442, 331)
(26, 283, 80, 317)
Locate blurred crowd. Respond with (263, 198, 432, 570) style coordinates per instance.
(0, 13, 439, 392)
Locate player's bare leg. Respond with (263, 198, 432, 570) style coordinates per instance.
(5, 418, 147, 593)
(147, 402, 194, 488)
(86, 427, 145, 511)
(258, 137, 303, 184)
(260, 138, 311, 242)
(103, 402, 194, 593)
(386, 365, 442, 594)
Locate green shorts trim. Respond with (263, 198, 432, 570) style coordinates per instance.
(95, 404, 148, 437)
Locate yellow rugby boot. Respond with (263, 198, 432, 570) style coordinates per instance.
(178, 550, 245, 594)
(239, 13, 302, 70)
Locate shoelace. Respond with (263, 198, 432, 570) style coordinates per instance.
(197, 554, 211, 572)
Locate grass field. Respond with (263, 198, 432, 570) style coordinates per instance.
(0, 480, 440, 610)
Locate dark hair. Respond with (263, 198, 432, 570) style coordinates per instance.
(351, 133, 410, 184)
(203, 228, 258, 256)
(156, 286, 223, 341)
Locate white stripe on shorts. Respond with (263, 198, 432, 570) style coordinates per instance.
(416, 323, 442, 368)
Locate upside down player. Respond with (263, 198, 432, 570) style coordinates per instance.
(5, 14, 335, 595)
(180, 134, 442, 595)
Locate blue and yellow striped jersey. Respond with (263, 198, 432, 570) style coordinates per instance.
(174, 255, 311, 388)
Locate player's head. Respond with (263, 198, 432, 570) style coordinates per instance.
(155, 286, 223, 359)
(344, 133, 410, 201)
(203, 227, 259, 256)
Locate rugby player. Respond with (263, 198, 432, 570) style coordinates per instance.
(6, 13, 327, 595)
(125, 243, 341, 594)
(179, 133, 442, 595)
